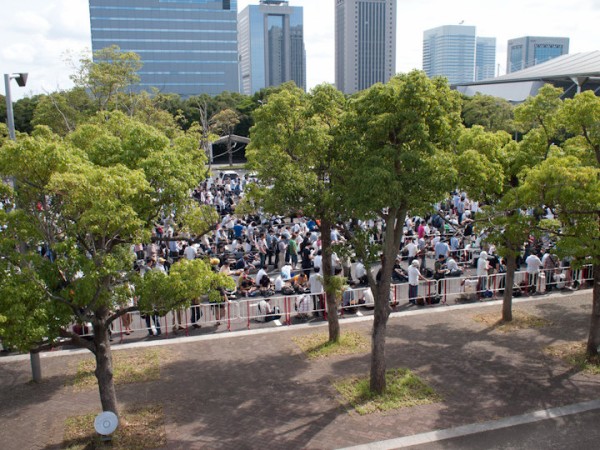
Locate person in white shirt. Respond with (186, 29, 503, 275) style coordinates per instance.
(274, 275, 284, 292)
(309, 267, 325, 315)
(312, 250, 322, 271)
(183, 244, 197, 261)
(477, 251, 490, 294)
(525, 253, 543, 293)
(407, 260, 427, 304)
(255, 267, 268, 287)
(446, 257, 462, 276)
(281, 264, 292, 281)
(402, 238, 418, 265)
(257, 298, 280, 322)
(354, 261, 368, 284)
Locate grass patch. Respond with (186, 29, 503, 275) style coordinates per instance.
(473, 309, 551, 332)
(334, 368, 441, 415)
(63, 404, 166, 450)
(70, 348, 162, 390)
(544, 341, 600, 375)
(292, 331, 369, 359)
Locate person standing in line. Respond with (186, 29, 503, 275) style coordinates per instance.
(408, 260, 427, 305)
(525, 252, 543, 294)
(477, 251, 490, 298)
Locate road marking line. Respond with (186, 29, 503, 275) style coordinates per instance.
(337, 399, 600, 450)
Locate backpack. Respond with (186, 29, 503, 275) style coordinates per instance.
(281, 286, 295, 296)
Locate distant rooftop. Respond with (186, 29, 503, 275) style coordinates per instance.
(453, 51, 600, 103)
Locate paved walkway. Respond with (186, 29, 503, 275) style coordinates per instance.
(0, 291, 598, 449)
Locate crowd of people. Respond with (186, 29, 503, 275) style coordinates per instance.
(126, 173, 589, 332)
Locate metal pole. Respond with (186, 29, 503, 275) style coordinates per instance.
(4, 74, 16, 141)
(30, 351, 42, 383)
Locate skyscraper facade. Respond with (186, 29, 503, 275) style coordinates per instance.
(475, 36, 497, 81)
(335, 0, 397, 95)
(423, 25, 477, 85)
(507, 36, 569, 73)
(238, 1, 306, 95)
(89, 0, 239, 97)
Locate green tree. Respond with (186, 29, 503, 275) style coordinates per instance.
(70, 45, 143, 111)
(461, 93, 516, 134)
(468, 86, 566, 323)
(342, 71, 461, 393)
(0, 114, 226, 416)
(13, 95, 42, 134)
(211, 108, 240, 166)
(31, 88, 96, 136)
(246, 82, 346, 342)
(517, 90, 600, 357)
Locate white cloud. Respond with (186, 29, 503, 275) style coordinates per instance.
(9, 12, 51, 35)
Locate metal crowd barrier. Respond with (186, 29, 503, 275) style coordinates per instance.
(70, 265, 593, 341)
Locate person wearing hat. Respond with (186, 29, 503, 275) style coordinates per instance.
(408, 259, 427, 305)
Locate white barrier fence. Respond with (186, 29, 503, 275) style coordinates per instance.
(74, 265, 593, 341)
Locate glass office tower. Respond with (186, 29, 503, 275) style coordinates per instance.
(335, 0, 397, 95)
(423, 25, 477, 85)
(475, 36, 497, 81)
(89, 0, 239, 97)
(238, 1, 305, 95)
(507, 36, 569, 73)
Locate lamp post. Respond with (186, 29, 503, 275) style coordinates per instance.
(4, 72, 28, 140)
(3, 72, 39, 382)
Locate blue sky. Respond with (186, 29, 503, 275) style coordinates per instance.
(1, 0, 599, 99)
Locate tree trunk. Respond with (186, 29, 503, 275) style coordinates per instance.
(369, 297, 389, 393)
(502, 253, 517, 322)
(30, 351, 42, 383)
(369, 208, 404, 394)
(320, 217, 340, 343)
(93, 321, 119, 415)
(586, 263, 600, 358)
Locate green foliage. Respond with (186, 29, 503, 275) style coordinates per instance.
(0, 112, 216, 353)
(455, 126, 511, 200)
(32, 88, 95, 136)
(70, 45, 143, 111)
(342, 71, 461, 217)
(518, 155, 600, 263)
(247, 83, 346, 219)
(461, 93, 516, 133)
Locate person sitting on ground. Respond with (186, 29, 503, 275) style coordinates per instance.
(236, 267, 256, 297)
(256, 297, 281, 322)
(281, 263, 293, 281)
(445, 256, 463, 277)
(290, 272, 308, 292)
(274, 274, 284, 293)
(255, 265, 268, 287)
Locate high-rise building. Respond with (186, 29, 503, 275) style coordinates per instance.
(89, 0, 239, 97)
(506, 36, 569, 73)
(238, 1, 306, 95)
(422, 25, 497, 84)
(335, 0, 397, 95)
(423, 25, 476, 85)
(475, 37, 497, 81)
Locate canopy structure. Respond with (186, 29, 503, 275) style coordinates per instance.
(453, 51, 600, 103)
